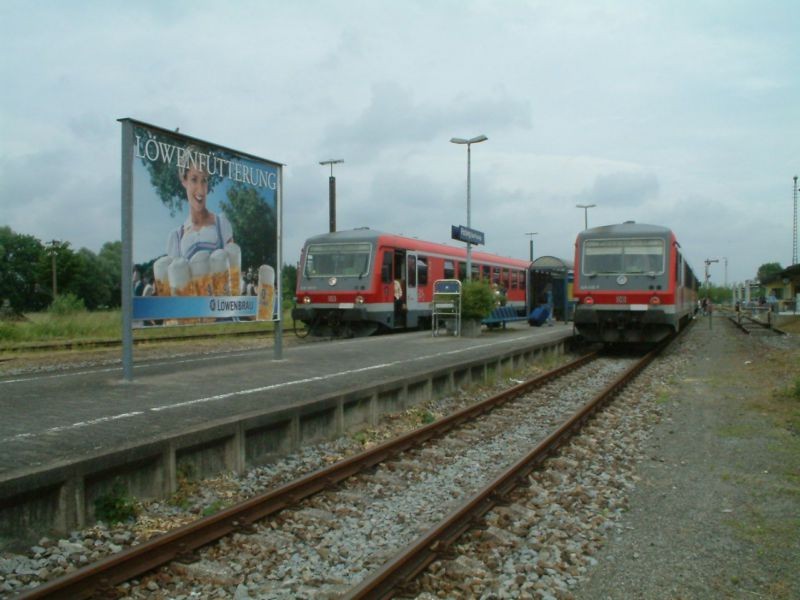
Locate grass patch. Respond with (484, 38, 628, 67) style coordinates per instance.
(201, 500, 226, 517)
(0, 308, 294, 346)
(654, 390, 671, 405)
(717, 422, 761, 438)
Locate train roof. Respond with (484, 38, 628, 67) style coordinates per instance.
(577, 221, 674, 240)
(301, 228, 530, 268)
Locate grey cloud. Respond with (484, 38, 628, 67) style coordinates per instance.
(576, 171, 659, 207)
(323, 82, 532, 160)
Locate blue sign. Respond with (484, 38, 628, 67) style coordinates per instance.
(451, 225, 485, 245)
(134, 295, 259, 319)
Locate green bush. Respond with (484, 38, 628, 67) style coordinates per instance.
(48, 293, 86, 315)
(461, 280, 495, 320)
(94, 480, 138, 524)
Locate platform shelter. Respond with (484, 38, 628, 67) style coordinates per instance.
(529, 256, 574, 321)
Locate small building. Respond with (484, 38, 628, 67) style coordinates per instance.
(764, 264, 800, 312)
(529, 256, 574, 321)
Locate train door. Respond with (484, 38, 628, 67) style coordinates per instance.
(405, 253, 421, 326)
(393, 249, 406, 327)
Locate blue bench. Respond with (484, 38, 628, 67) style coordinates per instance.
(481, 306, 527, 328)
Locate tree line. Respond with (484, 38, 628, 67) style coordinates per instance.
(0, 226, 122, 313)
(0, 226, 297, 315)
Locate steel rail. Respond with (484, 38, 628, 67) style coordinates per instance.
(344, 342, 666, 599)
(18, 352, 598, 599)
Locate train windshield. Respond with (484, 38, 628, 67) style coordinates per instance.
(583, 238, 665, 275)
(303, 242, 372, 278)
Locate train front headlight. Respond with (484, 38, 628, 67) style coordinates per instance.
(303, 296, 311, 304)
(649, 296, 661, 305)
(583, 296, 594, 305)
(355, 295, 365, 304)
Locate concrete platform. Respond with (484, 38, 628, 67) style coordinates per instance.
(0, 321, 574, 548)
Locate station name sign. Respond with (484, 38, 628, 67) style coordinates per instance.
(451, 225, 485, 246)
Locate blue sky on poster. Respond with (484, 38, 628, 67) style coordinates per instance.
(1, 0, 798, 284)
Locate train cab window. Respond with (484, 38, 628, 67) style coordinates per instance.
(381, 251, 393, 284)
(583, 238, 664, 275)
(407, 255, 417, 287)
(444, 260, 455, 279)
(418, 256, 428, 285)
(304, 242, 372, 278)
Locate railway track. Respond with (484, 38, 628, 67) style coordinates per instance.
(17, 337, 674, 599)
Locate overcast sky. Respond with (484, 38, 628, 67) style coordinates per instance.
(1, 0, 798, 285)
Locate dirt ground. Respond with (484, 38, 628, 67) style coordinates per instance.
(573, 316, 800, 599)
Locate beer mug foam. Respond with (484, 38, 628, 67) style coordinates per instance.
(257, 264, 275, 321)
(168, 257, 193, 296)
(225, 242, 241, 295)
(153, 255, 173, 297)
(209, 249, 230, 296)
(189, 251, 212, 296)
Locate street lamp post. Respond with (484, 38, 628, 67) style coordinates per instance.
(524, 232, 538, 262)
(450, 135, 488, 280)
(576, 204, 596, 230)
(319, 159, 344, 233)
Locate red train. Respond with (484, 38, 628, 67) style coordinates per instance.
(292, 228, 530, 336)
(572, 222, 698, 344)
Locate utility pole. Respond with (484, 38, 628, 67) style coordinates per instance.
(705, 258, 719, 329)
(793, 175, 798, 266)
(48, 240, 61, 298)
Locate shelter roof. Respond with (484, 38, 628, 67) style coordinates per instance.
(531, 256, 573, 271)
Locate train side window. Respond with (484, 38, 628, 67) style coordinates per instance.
(458, 262, 467, 282)
(444, 260, 455, 279)
(481, 265, 490, 280)
(511, 270, 519, 289)
(418, 256, 428, 285)
(381, 251, 393, 284)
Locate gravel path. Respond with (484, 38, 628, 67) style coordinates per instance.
(573, 317, 800, 599)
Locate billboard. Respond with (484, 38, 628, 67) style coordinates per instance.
(121, 120, 282, 324)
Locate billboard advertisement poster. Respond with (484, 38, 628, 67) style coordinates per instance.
(122, 120, 281, 324)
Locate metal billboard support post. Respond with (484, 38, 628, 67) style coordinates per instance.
(274, 167, 284, 361)
(120, 120, 134, 381)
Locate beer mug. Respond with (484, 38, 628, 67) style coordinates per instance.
(257, 264, 275, 321)
(189, 251, 212, 296)
(153, 256, 173, 297)
(168, 257, 193, 296)
(209, 249, 230, 296)
(225, 242, 241, 295)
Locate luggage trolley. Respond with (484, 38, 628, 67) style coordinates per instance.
(432, 279, 461, 336)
